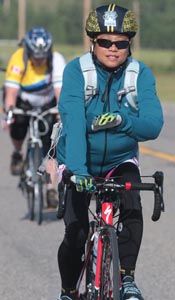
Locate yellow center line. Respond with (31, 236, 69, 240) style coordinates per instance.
(140, 145, 175, 163)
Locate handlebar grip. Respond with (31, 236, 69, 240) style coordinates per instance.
(151, 192, 162, 222)
(126, 182, 155, 191)
(6, 109, 14, 125)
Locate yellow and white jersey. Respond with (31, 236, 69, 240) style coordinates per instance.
(5, 47, 66, 107)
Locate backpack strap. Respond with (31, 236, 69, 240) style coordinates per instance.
(79, 52, 98, 101)
(123, 58, 140, 110)
(22, 46, 28, 78)
(80, 53, 140, 111)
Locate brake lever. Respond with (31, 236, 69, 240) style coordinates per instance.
(153, 171, 164, 187)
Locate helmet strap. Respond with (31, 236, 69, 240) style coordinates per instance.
(128, 44, 132, 56)
(90, 39, 96, 53)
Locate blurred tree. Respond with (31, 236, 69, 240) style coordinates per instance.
(0, 0, 175, 49)
(140, 0, 175, 49)
(2, 0, 11, 14)
(53, 0, 83, 44)
(18, 0, 26, 40)
(0, 0, 17, 39)
(83, 0, 91, 52)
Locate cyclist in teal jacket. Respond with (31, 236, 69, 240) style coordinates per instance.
(56, 4, 164, 300)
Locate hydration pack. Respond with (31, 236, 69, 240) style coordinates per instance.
(79, 52, 140, 110)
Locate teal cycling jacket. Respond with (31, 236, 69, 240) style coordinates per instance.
(57, 55, 164, 176)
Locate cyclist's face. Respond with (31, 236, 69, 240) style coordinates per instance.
(31, 57, 47, 67)
(93, 33, 130, 69)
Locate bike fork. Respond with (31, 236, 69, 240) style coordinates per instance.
(94, 234, 103, 300)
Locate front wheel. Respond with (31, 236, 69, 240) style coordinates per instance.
(19, 148, 35, 221)
(85, 221, 98, 300)
(27, 186, 34, 221)
(33, 144, 43, 225)
(99, 227, 120, 300)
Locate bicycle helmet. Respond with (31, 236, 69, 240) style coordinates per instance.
(24, 27, 53, 59)
(86, 3, 138, 39)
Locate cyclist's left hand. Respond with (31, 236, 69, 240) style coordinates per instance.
(71, 175, 96, 192)
(91, 112, 122, 131)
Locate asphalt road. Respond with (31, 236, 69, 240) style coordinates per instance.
(0, 103, 174, 300)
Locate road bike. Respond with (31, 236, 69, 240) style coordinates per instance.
(7, 106, 58, 225)
(73, 171, 164, 300)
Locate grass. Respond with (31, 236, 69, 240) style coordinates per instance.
(134, 49, 175, 73)
(55, 44, 84, 61)
(0, 42, 174, 102)
(156, 73, 175, 102)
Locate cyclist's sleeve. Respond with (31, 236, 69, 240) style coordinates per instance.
(5, 48, 25, 89)
(116, 63, 164, 141)
(58, 59, 89, 176)
(52, 52, 66, 88)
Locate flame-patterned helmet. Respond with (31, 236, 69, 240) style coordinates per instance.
(86, 4, 138, 38)
(25, 27, 52, 59)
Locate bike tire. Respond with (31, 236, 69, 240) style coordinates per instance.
(19, 147, 35, 221)
(85, 221, 97, 300)
(27, 147, 35, 221)
(99, 226, 120, 300)
(27, 186, 34, 221)
(33, 144, 43, 225)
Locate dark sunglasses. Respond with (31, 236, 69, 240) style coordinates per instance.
(96, 39, 129, 49)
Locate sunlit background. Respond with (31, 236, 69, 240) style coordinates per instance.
(0, 0, 174, 101)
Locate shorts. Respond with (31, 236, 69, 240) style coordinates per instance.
(10, 97, 57, 157)
(103, 162, 142, 210)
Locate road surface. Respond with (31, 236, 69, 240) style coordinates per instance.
(0, 103, 174, 300)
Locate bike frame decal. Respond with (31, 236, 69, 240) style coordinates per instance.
(102, 202, 113, 225)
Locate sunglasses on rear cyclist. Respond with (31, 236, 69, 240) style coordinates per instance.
(96, 39, 129, 49)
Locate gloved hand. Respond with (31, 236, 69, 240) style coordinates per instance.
(91, 112, 122, 131)
(1, 106, 14, 130)
(6, 106, 14, 125)
(71, 175, 96, 192)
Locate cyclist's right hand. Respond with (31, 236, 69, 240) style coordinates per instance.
(1, 107, 14, 130)
(6, 106, 15, 124)
(71, 174, 96, 192)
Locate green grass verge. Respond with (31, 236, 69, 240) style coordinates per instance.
(134, 49, 175, 73)
(156, 73, 175, 102)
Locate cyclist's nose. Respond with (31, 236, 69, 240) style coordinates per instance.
(109, 43, 118, 51)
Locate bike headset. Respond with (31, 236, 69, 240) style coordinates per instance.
(23, 26, 53, 73)
(85, 3, 138, 107)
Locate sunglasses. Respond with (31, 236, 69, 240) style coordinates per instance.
(96, 39, 129, 49)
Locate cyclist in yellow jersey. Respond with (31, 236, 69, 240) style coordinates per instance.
(4, 27, 66, 208)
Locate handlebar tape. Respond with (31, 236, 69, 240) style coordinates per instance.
(152, 192, 162, 222)
(125, 182, 155, 191)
